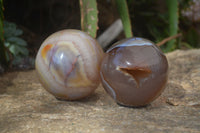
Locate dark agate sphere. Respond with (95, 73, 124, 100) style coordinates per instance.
(100, 37, 168, 107)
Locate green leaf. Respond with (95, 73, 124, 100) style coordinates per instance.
(4, 21, 17, 38)
(115, 0, 133, 38)
(13, 29, 23, 36)
(12, 56, 23, 66)
(4, 42, 10, 47)
(7, 37, 27, 46)
(9, 45, 28, 56)
(79, 0, 98, 38)
(3, 21, 23, 38)
(9, 45, 19, 56)
(19, 47, 29, 56)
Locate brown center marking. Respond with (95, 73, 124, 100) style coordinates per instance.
(119, 66, 152, 87)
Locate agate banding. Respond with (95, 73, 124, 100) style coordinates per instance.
(36, 29, 103, 100)
(100, 37, 168, 107)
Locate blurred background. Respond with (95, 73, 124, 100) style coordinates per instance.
(0, 0, 200, 71)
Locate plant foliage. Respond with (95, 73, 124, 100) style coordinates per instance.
(4, 21, 29, 65)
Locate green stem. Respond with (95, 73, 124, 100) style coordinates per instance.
(115, 0, 133, 38)
(166, 0, 179, 52)
(0, 0, 7, 67)
(79, 0, 98, 38)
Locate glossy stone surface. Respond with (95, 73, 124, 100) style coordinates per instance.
(35, 29, 103, 100)
(100, 37, 168, 107)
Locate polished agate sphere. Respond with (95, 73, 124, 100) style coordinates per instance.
(100, 37, 168, 107)
(35, 29, 103, 100)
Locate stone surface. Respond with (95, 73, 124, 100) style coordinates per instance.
(0, 49, 200, 133)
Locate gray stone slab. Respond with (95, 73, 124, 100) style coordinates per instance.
(0, 49, 200, 133)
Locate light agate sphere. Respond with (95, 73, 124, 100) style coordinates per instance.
(36, 29, 103, 100)
(100, 37, 168, 107)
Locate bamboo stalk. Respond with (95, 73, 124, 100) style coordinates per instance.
(166, 0, 179, 51)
